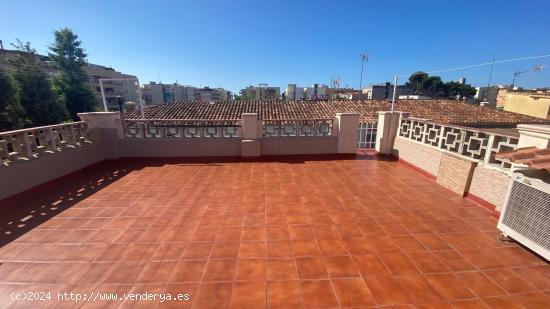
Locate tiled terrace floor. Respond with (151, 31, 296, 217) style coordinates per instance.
(0, 155, 549, 308)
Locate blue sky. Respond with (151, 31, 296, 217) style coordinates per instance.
(1, 0, 550, 93)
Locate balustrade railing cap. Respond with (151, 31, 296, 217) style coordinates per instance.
(0, 122, 85, 136)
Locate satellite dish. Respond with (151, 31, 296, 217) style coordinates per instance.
(534, 64, 546, 72)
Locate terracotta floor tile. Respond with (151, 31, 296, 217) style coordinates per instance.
(433, 250, 476, 272)
(210, 241, 240, 258)
(455, 271, 506, 298)
(181, 242, 213, 259)
(300, 280, 339, 308)
(239, 241, 266, 258)
(136, 261, 176, 283)
(2, 157, 549, 309)
(202, 258, 237, 282)
(364, 275, 409, 305)
(291, 239, 322, 256)
(317, 239, 349, 256)
(353, 254, 390, 276)
(235, 258, 266, 281)
(415, 234, 452, 251)
(325, 256, 360, 278)
(170, 260, 207, 282)
(512, 265, 550, 291)
(379, 252, 419, 275)
(332, 278, 376, 307)
(460, 249, 504, 270)
(408, 251, 449, 274)
(266, 226, 289, 240)
(425, 273, 475, 301)
(267, 281, 302, 309)
(481, 295, 522, 309)
(193, 282, 233, 309)
(295, 257, 329, 279)
(267, 258, 298, 281)
(396, 274, 443, 303)
(230, 281, 266, 309)
(216, 227, 242, 241)
(513, 292, 550, 308)
(484, 269, 537, 294)
(449, 299, 490, 308)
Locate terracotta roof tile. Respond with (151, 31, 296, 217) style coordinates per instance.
(496, 147, 550, 172)
(123, 100, 550, 127)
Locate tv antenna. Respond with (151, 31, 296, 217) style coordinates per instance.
(511, 70, 529, 88)
(330, 76, 341, 89)
(359, 53, 368, 90)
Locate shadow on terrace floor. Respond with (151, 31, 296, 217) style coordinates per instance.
(0, 160, 137, 247)
(0, 153, 381, 247)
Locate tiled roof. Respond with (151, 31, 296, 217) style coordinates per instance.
(496, 147, 550, 172)
(123, 100, 550, 127)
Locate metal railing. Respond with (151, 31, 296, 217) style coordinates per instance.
(262, 119, 334, 137)
(357, 122, 377, 149)
(122, 119, 242, 138)
(0, 122, 90, 166)
(398, 117, 519, 170)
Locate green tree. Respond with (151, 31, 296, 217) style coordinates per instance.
(0, 70, 25, 131)
(10, 40, 69, 126)
(423, 76, 445, 97)
(49, 28, 97, 119)
(407, 71, 428, 94)
(445, 81, 477, 101)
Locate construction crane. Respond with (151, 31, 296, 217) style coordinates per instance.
(511, 70, 529, 88)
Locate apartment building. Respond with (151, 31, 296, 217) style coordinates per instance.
(141, 83, 230, 104)
(84, 64, 139, 110)
(363, 82, 414, 100)
(243, 84, 280, 100)
(0, 48, 140, 111)
(285, 84, 328, 100)
(502, 89, 550, 119)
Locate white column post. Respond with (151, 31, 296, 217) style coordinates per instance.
(375, 111, 400, 155)
(335, 113, 360, 154)
(240, 113, 261, 157)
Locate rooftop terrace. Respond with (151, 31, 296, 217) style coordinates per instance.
(0, 110, 549, 308)
(1, 155, 548, 308)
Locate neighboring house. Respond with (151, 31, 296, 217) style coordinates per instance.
(475, 86, 506, 106)
(243, 84, 280, 100)
(141, 83, 231, 104)
(84, 64, 139, 110)
(123, 99, 550, 128)
(286, 83, 328, 100)
(502, 90, 550, 119)
(363, 83, 413, 99)
(0, 48, 140, 111)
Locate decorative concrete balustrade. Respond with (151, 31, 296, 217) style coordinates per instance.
(122, 119, 242, 138)
(397, 116, 519, 170)
(0, 122, 90, 166)
(262, 119, 334, 137)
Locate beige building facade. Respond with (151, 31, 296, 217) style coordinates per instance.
(503, 91, 550, 119)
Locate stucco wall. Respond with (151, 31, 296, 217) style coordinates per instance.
(393, 136, 442, 176)
(261, 137, 338, 155)
(469, 164, 512, 211)
(0, 128, 116, 200)
(118, 138, 243, 158)
(503, 93, 550, 119)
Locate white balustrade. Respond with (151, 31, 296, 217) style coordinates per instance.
(261, 119, 334, 137)
(122, 119, 242, 138)
(0, 122, 90, 166)
(398, 117, 519, 170)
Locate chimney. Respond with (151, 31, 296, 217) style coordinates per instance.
(0, 40, 3, 50)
